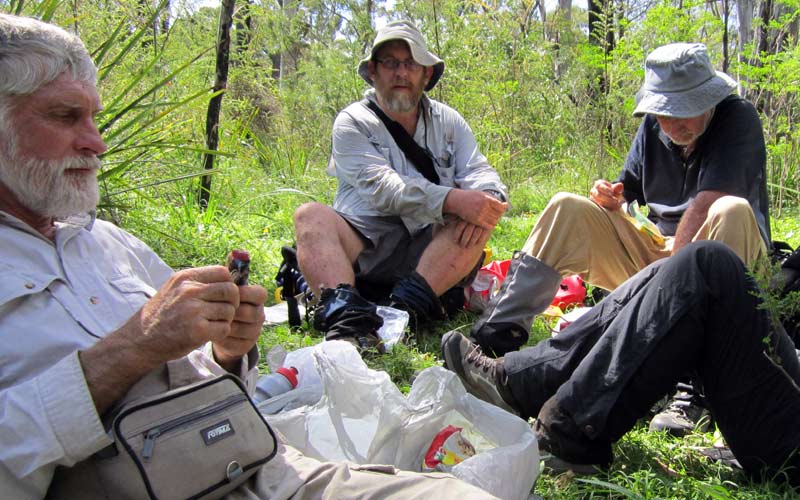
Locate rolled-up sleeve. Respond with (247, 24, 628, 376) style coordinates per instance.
(449, 114, 507, 197)
(0, 352, 111, 498)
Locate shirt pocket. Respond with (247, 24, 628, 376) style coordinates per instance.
(434, 141, 457, 186)
(108, 274, 158, 310)
(0, 269, 59, 308)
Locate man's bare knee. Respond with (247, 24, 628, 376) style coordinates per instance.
(294, 202, 336, 228)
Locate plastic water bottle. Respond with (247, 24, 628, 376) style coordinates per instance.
(255, 366, 299, 401)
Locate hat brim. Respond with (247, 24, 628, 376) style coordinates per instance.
(357, 42, 445, 91)
(633, 71, 737, 118)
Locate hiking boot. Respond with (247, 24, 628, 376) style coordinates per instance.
(534, 396, 613, 475)
(649, 389, 711, 437)
(440, 331, 517, 414)
(314, 284, 384, 352)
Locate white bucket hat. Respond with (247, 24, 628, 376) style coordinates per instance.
(357, 20, 445, 92)
(633, 43, 737, 118)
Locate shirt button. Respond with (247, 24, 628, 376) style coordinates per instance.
(89, 296, 99, 305)
(25, 282, 35, 289)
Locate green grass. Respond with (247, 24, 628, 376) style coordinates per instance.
(248, 205, 800, 499)
(256, 288, 800, 499)
(115, 164, 800, 498)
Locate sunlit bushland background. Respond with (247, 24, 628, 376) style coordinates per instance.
(5, 0, 800, 496)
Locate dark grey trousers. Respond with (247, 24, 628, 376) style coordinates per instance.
(504, 241, 800, 484)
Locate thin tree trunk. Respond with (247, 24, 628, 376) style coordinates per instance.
(559, 0, 572, 20)
(199, 0, 235, 209)
(721, 0, 730, 72)
(756, 0, 773, 57)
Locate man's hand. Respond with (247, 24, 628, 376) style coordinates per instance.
(451, 220, 487, 248)
(79, 266, 245, 414)
(443, 189, 507, 229)
(135, 266, 241, 362)
(212, 284, 268, 372)
(589, 180, 625, 211)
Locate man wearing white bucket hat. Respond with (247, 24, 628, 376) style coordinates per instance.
(463, 43, 769, 432)
(293, 20, 508, 348)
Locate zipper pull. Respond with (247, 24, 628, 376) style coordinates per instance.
(142, 428, 161, 462)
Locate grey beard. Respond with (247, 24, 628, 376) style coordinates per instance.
(384, 92, 420, 114)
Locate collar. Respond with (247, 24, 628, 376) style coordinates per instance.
(0, 209, 96, 238)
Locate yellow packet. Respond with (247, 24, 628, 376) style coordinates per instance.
(623, 200, 665, 245)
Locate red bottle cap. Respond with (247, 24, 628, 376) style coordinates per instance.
(231, 249, 250, 262)
(275, 366, 299, 388)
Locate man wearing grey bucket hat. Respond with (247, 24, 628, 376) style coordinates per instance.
(460, 42, 770, 433)
(293, 20, 508, 349)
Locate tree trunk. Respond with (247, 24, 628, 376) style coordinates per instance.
(721, 0, 730, 73)
(199, 0, 235, 209)
(588, 0, 603, 45)
(756, 0, 773, 57)
(559, 0, 572, 20)
(737, 0, 754, 67)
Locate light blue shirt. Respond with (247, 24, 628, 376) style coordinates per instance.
(0, 211, 257, 498)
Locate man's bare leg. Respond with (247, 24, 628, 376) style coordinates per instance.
(416, 221, 490, 295)
(293, 202, 365, 298)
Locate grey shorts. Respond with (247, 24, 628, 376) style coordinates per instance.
(338, 212, 433, 285)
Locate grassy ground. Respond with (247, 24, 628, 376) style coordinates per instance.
(118, 169, 799, 498)
(252, 209, 800, 500)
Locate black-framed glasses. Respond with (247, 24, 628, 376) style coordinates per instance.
(376, 58, 423, 72)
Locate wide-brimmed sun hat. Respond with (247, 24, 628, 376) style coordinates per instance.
(633, 43, 737, 118)
(357, 20, 445, 92)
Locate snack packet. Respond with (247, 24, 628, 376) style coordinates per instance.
(624, 200, 665, 245)
(422, 425, 477, 472)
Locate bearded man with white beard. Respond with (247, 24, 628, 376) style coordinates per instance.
(293, 20, 508, 348)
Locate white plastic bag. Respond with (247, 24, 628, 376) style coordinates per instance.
(265, 341, 539, 500)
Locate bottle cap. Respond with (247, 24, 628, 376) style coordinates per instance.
(275, 366, 299, 388)
(231, 249, 250, 261)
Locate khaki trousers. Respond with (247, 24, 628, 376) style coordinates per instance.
(521, 192, 767, 290)
(229, 441, 499, 500)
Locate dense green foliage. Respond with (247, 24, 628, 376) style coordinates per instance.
(5, 0, 800, 496)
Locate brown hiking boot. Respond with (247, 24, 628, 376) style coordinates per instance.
(534, 396, 613, 475)
(649, 389, 712, 437)
(441, 331, 518, 414)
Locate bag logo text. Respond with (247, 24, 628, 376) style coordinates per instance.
(201, 419, 235, 446)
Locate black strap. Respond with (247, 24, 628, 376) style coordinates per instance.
(364, 99, 440, 185)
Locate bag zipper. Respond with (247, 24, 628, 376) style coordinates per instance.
(141, 392, 247, 462)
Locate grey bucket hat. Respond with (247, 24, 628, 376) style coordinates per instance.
(633, 43, 737, 118)
(357, 20, 445, 92)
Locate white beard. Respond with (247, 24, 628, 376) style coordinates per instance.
(0, 134, 100, 218)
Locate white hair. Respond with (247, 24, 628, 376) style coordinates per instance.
(0, 15, 97, 124)
(0, 15, 100, 216)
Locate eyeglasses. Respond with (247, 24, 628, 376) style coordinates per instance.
(376, 58, 424, 72)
